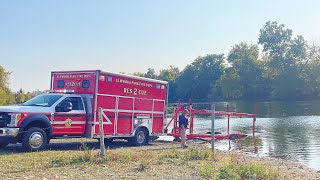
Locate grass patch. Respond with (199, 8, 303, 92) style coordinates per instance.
(198, 153, 280, 180)
(199, 162, 216, 179)
(232, 161, 280, 180)
(182, 145, 213, 160)
(0, 144, 280, 179)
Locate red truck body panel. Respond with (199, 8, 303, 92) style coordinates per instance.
(51, 70, 168, 138)
(51, 71, 97, 94)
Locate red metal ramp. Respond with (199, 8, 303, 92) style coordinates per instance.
(165, 100, 256, 141)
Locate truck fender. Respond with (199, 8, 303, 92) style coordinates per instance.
(19, 114, 53, 138)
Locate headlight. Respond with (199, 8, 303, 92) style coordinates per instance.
(7, 113, 22, 127)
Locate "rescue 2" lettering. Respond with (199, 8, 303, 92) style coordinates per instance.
(123, 88, 147, 95)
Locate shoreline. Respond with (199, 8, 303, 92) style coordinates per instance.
(226, 150, 320, 179)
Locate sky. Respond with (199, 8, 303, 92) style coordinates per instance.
(1, 0, 320, 92)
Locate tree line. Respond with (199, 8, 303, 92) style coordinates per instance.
(1, 21, 320, 105)
(0, 66, 35, 106)
(133, 21, 320, 103)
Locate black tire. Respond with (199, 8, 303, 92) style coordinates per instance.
(22, 127, 47, 152)
(229, 134, 238, 140)
(130, 128, 149, 146)
(0, 143, 9, 148)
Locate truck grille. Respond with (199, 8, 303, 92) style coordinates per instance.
(0, 112, 10, 128)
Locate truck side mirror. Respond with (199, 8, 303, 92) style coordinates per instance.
(56, 101, 73, 112)
(62, 101, 73, 112)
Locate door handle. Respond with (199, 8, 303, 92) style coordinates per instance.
(51, 113, 54, 122)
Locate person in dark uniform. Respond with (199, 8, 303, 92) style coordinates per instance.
(178, 109, 188, 148)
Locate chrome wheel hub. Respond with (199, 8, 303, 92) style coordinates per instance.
(137, 131, 145, 144)
(29, 132, 43, 148)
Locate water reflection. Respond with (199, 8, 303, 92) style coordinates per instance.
(170, 100, 320, 170)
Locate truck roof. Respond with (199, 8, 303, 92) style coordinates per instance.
(51, 70, 168, 84)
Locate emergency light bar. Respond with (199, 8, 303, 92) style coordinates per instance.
(47, 89, 75, 93)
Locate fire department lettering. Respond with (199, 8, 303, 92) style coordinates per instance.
(123, 88, 147, 95)
(57, 74, 92, 78)
(116, 78, 153, 87)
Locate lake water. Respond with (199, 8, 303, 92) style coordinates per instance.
(166, 100, 320, 171)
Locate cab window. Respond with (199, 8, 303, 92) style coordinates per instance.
(60, 97, 84, 110)
(23, 94, 62, 107)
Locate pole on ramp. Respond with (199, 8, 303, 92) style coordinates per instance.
(211, 104, 215, 152)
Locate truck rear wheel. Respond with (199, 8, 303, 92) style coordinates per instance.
(130, 128, 149, 146)
(22, 127, 47, 152)
(0, 143, 9, 148)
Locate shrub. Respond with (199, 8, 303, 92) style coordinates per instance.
(233, 161, 280, 180)
(138, 159, 151, 171)
(216, 167, 241, 180)
(159, 146, 180, 159)
(79, 142, 95, 162)
(199, 162, 215, 179)
(182, 145, 212, 160)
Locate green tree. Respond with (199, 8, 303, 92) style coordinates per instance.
(176, 54, 225, 102)
(0, 65, 14, 105)
(157, 66, 180, 102)
(0, 66, 10, 90)
(131, 72, 144, 77)
(217, 69, 243, 99)
(15, 88, 26, 103)
(13, 89, 35, 104)
(144, 68, 157, 79)
(218, 43, 270, 100)
(259, 21, 307, 100)
(299, 42, 320, 98)
(24, 92, 35, 101)
(158, 66, 180, 82)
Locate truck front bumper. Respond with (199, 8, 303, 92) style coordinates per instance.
(0, 127, 19, 137)
(0, 127, 20, 144)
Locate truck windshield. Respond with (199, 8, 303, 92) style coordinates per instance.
(23, 94, 63, 107)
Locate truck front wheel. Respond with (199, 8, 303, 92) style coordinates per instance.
(22, 127, 47, 152)
(0, 143, 9, 148)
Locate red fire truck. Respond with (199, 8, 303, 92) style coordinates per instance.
(0, 70, 168, 151)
